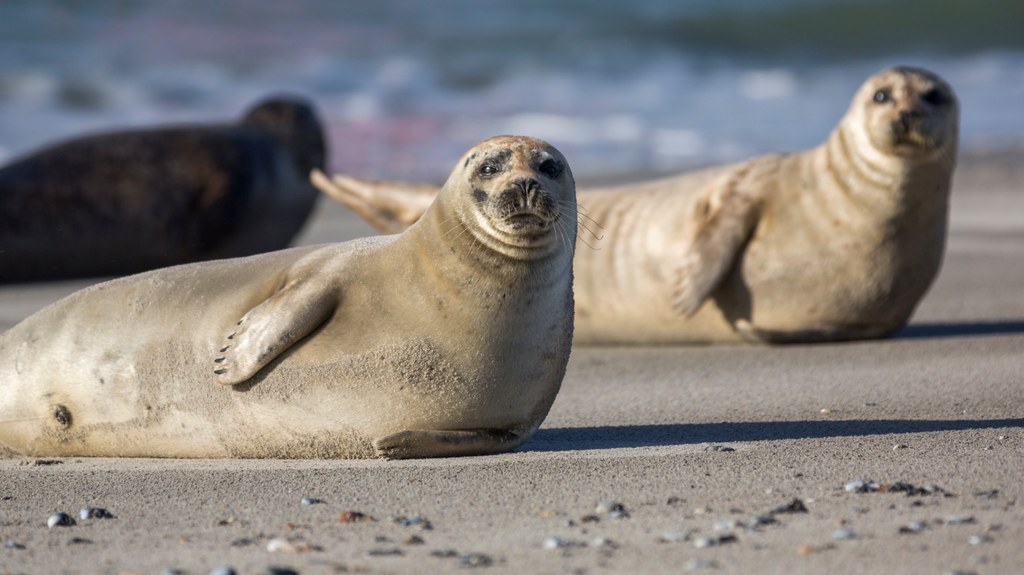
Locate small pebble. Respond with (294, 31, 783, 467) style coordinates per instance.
(338, 510, 373, 523)
(430, 549, 459, 558)
(819, 408, 832, 414)
(393, 515, 432, 529)
(946, 516, 975, 526)
(703, 444, 735, 452)
(893, 444, 908, 451)
(595, 501, 628, 517)
(266, 537, 314, 553)
(692, 534, 737, 548)
(230, 537, 256, 547)
(264, 568, 299, 575)
(713, 520, 735, 531)
(749, 514, 778, 527)
(79, 506, 114, 520)
(968, 534, 993, 545)
(590, 537, 616, 549)
(832, 528, 856, 540)
(208, 567, 237, 575)
(459, 553, 493, 568)
(844, 479, 879, 493)
(365, 548, 403, 557)
(161, 568, 185, 575)
(47, 512, 75, 528)
(898, 521, 927, 534)
(300, 497, 323, 506)
(659, 530, 693, 543)
(543, 536, 585, 550)
(683, 558, 717, 570)
(403, 535, 425, 545)
(769, 498, 808, 515)
(3, 540, 25, 550)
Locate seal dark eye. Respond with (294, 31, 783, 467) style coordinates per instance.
(873, 89, 891, 104)
(539, 158, 562, 179)
(478, 163, 499, 177)
(921, 88, 946, 106)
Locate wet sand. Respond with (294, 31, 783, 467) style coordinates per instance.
(1, 150, 1023, 574)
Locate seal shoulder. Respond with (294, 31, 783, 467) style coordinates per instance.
(672, 156, 778, 316)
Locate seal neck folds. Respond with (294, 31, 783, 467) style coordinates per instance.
(825, 67, 958, 211)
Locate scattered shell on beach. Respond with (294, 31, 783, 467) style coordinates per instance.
(3, 539, 25, 550)
(263, 568, 300, 575)
(337, 510, 374, 523)
(459, 553, 494, 568)
(47, 512, 75, 528)
(659, 529, 696, 543)
(683, 558, 717, 570)
(968, 534, 993, 545)
(832, 528, 856, 540)
(79, 506, 114, 520)
(898, 521, 927, 534)
(266, 537, 317, 553)
(769, 498, 808, 515)
(430, 549, 459, 558)
(703, 445, 735, 452)
(845, 480, 880, 493)
(365, 548, 404, 557)
(403, 535, 425, 545)
(946, 516, 976, 526)
(713, 520, 736, 531)
(300, 497, 323, 506)
(543, 536, 585, 550)
(692, 534, 737, 548)
(595, 501, 629, 519)
(392, 515, 433, 530)
(893, 444, 909, 451)
(844, 479, 952, 497)
(207, 567, 236, 575)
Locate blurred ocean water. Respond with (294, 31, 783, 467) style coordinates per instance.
(1, 0, 1022, 181)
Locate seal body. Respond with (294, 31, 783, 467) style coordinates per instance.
(315, 67, 958, 344)
(0, 97, 326, 282)
(0, 135, 576, 459)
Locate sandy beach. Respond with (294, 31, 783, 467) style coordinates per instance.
(1, 150, 1023, 575)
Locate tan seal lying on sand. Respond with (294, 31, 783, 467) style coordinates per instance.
(314, 67, 959, 344)
(0, 97, 326, 282)
(0, 135, 577, 459)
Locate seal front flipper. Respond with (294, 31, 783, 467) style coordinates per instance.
(373, 428, 527, 460)
(213, 278, 337, 386)
(672, 167, 763, 317)
(310, 169, 438, 234)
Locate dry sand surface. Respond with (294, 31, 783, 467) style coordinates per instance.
(1, 151, 1023, 575)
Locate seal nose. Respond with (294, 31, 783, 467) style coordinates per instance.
(513, 177, 544, 207)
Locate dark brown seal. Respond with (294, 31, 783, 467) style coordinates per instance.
(0, 96, 326, 282)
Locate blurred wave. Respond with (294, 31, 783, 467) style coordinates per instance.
(1, 0, 1022, 180)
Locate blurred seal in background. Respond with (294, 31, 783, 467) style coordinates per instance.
(0, 96, 326, 282)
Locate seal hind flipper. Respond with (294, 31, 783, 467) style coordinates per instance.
(310, 169, 437, 234)
(372, 428, 526, 459)
(214, 278, 337, 386)
(672, 168, 763, 317)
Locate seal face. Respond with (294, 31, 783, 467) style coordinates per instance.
(313, 67, 959, 344)
(0, 136, 576, 459)
(0, 96, 326, 282)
